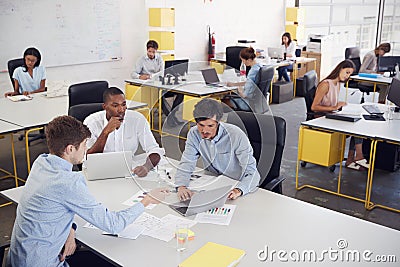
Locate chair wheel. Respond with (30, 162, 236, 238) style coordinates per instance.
(301, 161, 307, 167)
(329, 165, 336, 172)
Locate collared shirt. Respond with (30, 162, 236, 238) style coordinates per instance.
(174, 122, 260, 195)
(281, 42, 296, 59)
(7, 154, 145, 267)
(83, 110, 165, 156)
(12, 65, 46, 93)
(131, 53, 164, 79)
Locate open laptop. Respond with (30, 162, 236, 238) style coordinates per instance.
(169, 185, 233, 217)
(201, 68, 225, 87)
(268, 47, 282, 59)
(84, 151, 133, 181)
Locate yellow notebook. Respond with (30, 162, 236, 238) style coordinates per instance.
(179, 242, 245, 267)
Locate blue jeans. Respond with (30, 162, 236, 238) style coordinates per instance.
(277, 65, 293, 82)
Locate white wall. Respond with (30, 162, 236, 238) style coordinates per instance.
(0, 0, 285, 96)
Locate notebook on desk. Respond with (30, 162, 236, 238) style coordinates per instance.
(84, 151, 133, 181)
(325, 113, 361, 122)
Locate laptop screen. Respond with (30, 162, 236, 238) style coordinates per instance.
(201, 68, 220, 84)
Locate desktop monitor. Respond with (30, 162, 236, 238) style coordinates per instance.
(378, 56, 400, 74)
(387, 77, 400, 107)
(164, 59, 189, 76)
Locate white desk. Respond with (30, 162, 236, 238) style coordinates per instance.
(2, 177, 400, 266)
(346, 75, 393, 102)
(297, 104, 400, 212)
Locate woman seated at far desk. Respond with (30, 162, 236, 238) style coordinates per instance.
(225, 47, 261, 111)
(4, 47, 46, 97)
(311, 59, 369, 171)
(277, 32, 296, 82)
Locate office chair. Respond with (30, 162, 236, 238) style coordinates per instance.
(1, 241, 10, 266)
(228, 66, 274, 113)
(68, 81, 109, 108)
(345, 48, 375, 103)
(226, 111, 286, 194)
(287, 48, 302, 79)
(68, 103, 104, 122)
(8, 58, 46, 145)
(302, 70, 336, 172)
(226, 46, 247, 72)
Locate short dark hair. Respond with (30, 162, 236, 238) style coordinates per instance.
(46, 116, 91, 157)
(22, 47, 41, 72)
(193, 98, 223, 123)
(147, 40, 159, 50)
(103, 87, 125, 103)
(240, 47, 256, 60)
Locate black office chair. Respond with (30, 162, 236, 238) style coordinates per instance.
(8, 58, 46, 145)
(1, 241, 10, 266)
(226, 46, 247, 72)
(345, 47, 375, 103)
(287, 48, 302, 78)
(228, 66, 274, 113)
(302, 70, 336, 172)
(68, 103, 104, 122)
(226, 111, 286, 194)
(68, 81, 109, 108)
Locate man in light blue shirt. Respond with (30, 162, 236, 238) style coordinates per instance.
(7, 116, 167, 267)
(175, 98, 260, 201)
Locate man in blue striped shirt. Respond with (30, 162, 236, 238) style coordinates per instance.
(175, 98, 260, 201)
(7, 116, 167, 267)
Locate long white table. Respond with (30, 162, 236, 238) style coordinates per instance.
(2, 176, 400, 266)
(296, 103, 400, 212)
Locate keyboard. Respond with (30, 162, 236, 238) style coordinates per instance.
(362, 104, 384, 115)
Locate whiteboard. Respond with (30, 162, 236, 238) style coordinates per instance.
(0, 0, 121, 71)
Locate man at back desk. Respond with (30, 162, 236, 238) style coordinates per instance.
(175, 98, 260, 201)
(84, 87, 164, 177)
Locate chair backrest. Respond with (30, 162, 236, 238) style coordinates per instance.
(68, 80, 109, 107)
(226, 46, 247, 72)
(68, 103, 104, 122)
(345, 47, 360, 59)
(348, 57, 362, 74)
(226, 111, 286, 193)
(248, 66, 274, 113)
(303, 70, 317, 120)
(295, 48, 302, 57)
(7, 58, 24, 89)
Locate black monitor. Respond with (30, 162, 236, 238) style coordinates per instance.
(378, 56, 400, 75)
(387, 77, 400, 107)
(164, 59, 189, 76)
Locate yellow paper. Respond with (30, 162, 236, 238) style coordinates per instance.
(179, 242, 245, 267)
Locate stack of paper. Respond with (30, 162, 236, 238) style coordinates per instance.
(7, 95, 33, 102)
(179, 242, 245, 267)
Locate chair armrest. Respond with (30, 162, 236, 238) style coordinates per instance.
(262, 176, 285, 191)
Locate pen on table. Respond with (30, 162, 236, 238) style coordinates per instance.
(103, 233, 118, 237)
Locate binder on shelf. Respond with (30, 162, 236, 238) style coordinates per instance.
(179, 242, 245, 267)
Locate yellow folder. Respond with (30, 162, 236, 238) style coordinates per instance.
(179, 242, 245, 267)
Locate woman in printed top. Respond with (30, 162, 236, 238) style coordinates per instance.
(312, 59, 369, 171)
(4, 47, 46, 97)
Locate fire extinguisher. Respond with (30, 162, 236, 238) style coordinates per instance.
(207, 25, 216, 62)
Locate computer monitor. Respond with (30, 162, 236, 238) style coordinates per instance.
(378, 56, 400, 75)
(164, 59, 189, 76)
(387, 77, 400, 107)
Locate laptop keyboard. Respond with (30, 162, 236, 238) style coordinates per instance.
(362, 104, 384, 115)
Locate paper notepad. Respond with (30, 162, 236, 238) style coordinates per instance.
(179, 242, 245, 267)
(7, 95, 33, 102)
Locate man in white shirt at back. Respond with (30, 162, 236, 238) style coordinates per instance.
(84, 87, 164, 177)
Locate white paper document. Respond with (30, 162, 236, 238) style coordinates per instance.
(194, 204, 236, 225)
(122, 190, 157, 209)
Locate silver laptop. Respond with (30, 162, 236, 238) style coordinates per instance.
(268, 47, 282, 59)
(201, 68, 224, 87)
(84, 151, 133, 181)
(169, 185, 233, 217)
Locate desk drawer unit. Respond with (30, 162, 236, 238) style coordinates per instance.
(125, 84, 159, 109)
(299, 128, 344, 166)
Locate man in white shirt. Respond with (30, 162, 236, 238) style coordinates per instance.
(84, 87, 164, 177)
